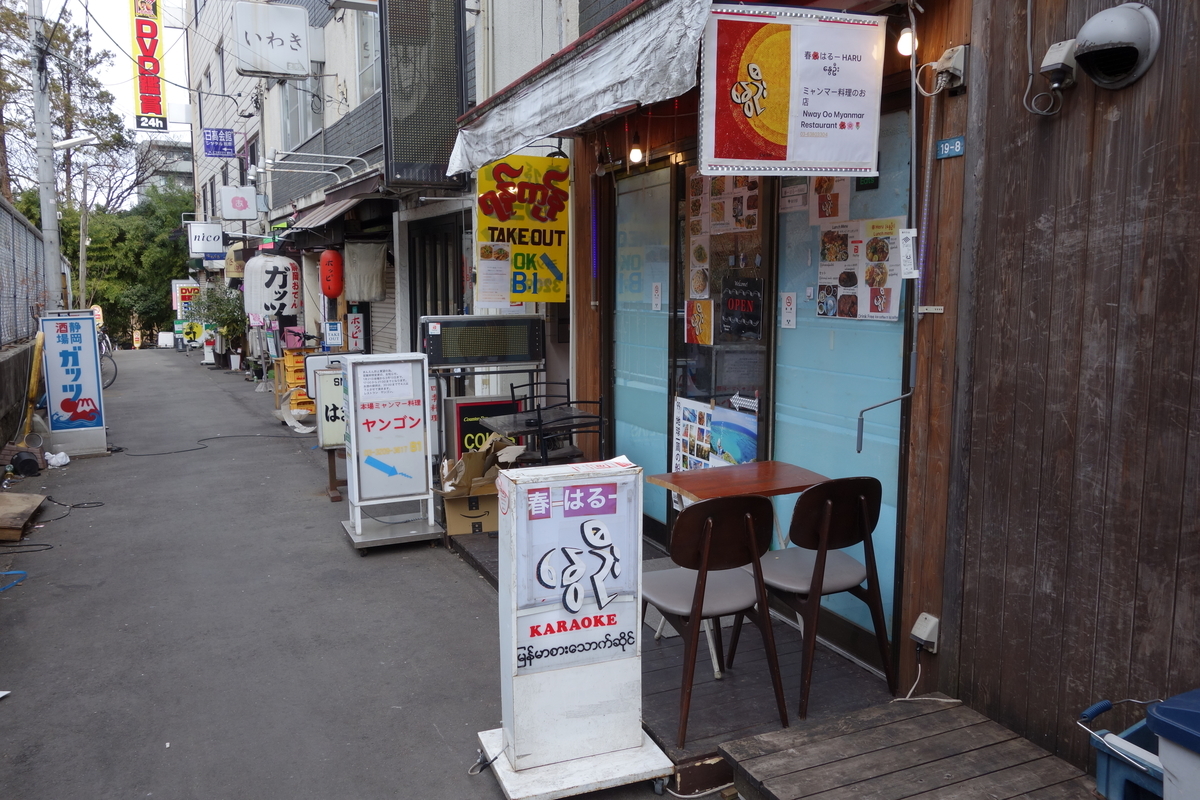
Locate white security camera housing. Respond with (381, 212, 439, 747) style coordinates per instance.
(1074, 3, 1160, 90)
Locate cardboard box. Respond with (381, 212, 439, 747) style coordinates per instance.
(442, 489, 500, 535)
(438, 433, 511, 535)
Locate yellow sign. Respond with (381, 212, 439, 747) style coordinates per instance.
(476, 156, 570, 303)
(133, 330, 143, 349)
(131, 0, 167, 132)
(90, 304, 104, 325)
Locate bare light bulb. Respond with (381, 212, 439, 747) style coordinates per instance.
(897, 28, 916, 57)
(629, 131, 643, 164)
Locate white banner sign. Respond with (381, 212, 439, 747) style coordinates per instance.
(700, 5, 885, 176)
(233, 1, 310, 78)
(187, 222, 224, 259)
(219, 185, 258, 220)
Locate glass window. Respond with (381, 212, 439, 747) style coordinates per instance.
(280, 63, 324, 149)
(358, 11, 381, 101)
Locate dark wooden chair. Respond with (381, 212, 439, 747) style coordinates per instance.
(641, 495, 789, 747)
(743, 476, 896, 718)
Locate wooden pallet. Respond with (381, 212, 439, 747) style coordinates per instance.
(0, 492, 46, 541)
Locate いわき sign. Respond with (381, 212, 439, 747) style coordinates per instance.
(476, 156, 570, 303)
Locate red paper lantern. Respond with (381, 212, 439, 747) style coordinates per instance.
(320, 249, 344, 298)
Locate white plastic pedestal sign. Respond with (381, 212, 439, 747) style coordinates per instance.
(313, 368, 345, 449)
(340, 353, 443, 551)
(479, 457, 672, 799)
(40, 312, 107, 455)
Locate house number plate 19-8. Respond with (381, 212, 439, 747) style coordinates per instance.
(936, 136, 965, 159)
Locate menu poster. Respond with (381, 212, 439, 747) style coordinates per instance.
(720, 277, 764, 339)
(690, 234, 711, 299)
(809, 176, 851, 226)
(685, 300, 714, 345)
(816, 217, 902, 321)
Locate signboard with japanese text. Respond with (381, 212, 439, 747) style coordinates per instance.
(40, 314, 106, 456)
(497, 457, 645, 769)
(243, 254, 301, 317)
(203, 128, 236, 158)
(700, 5, 885, 176)
(131, 0, 167, 131)
(476, 156, 570, 304)
(346, 313, 365, 351)
(342, 354, 432, 502)
(172, 279, 200, 318)
(218, 185, 257, 220)
(314, 369, 346, 449)
(232, 1, 310, 78)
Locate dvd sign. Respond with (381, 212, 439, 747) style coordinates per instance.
(131, 0, 167, 131)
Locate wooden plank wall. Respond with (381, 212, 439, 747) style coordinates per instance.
(940, 0, 1200, 767)
(898, 0, 973, 699)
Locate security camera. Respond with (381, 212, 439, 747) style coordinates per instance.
(1074, 2, 1160, 90)
(1040, 40, 1077, 90)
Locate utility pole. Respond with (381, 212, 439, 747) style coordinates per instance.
(29, 0, 63, 311)
(79, 170, 88, 310)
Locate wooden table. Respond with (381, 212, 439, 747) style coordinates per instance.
(646, 461, 829, 502)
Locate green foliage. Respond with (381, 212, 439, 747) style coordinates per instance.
(190, 284, 248, 344)
(56, 182, 194, 343)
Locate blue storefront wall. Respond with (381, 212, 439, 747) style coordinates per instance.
(772, 111, 911, 633)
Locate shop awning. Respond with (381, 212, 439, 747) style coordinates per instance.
(446, 0, 709, 175)
(325, 169, 385, 205)
(292, 197, 361, 229)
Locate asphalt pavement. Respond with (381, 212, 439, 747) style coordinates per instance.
(0, 348, 663, 799)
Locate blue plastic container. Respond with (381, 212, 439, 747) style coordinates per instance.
(1147, 688, 1200, 800)
(1092, 718, 1164, 800)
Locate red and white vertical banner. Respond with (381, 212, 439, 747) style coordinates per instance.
(700, 4, 885, 176)
(131, 0, 167, 131)
(346, 313, 364, 351)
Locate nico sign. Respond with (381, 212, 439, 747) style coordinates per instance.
(700, 4, 885, 176)
(187, 222, 224, 259)
(476, 155, 570, 304)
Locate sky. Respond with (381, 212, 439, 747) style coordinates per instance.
(50, 0, 191, 140)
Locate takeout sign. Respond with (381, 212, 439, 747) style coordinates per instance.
(476, 155, 570, 304)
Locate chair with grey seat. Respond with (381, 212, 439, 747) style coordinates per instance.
(745, 476, 896, 718)
(641, 495, 788, 748)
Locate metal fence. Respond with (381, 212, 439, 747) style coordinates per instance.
(0, 194, 45, 347)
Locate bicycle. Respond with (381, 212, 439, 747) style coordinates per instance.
(98, 326, 117, 389)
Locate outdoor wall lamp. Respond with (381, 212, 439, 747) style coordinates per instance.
(897, 28, 916, 57)
(628, 131, 643, 164)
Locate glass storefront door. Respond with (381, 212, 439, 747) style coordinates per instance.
(614, 170, 672, 532)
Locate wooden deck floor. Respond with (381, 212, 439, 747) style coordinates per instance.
(719, 697, 1097, 800)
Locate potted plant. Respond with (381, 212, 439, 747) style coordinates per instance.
(191, 285, 248, 369)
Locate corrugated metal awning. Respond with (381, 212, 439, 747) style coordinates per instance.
(292, 197, 361, 229)
(447, 0, 709, 175)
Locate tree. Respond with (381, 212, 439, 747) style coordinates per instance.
(51, 182, 194, 343)
(0, 2, 162, 209)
